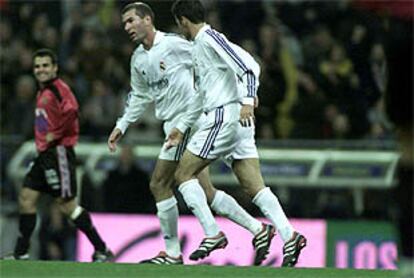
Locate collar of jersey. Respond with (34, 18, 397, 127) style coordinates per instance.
(40, 77, 59, 90)
(153, 30, 164, 46)
(195, 24, 210, 41)
(137, 30, 164, 52)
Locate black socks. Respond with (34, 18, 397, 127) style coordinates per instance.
(72, 209, 106, 252)
(14, 214, 36, 256)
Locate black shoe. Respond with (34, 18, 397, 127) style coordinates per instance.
(92, 249, 114, 262)
(1, 253, 29, 260)
(281, 232, 307, 267)
(140, 251, 183, 265)
(252, 224, 276, 265)
(189, 231, 228, 261)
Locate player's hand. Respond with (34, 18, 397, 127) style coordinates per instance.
(164, 128, 184, 150)
(108, 128, 123, 152)
(46, 132, 54, 143)
(240, 104, 255, 127)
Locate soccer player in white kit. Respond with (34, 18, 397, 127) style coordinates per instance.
(168, 0, 307, 267)
(107, 2, 275, 265)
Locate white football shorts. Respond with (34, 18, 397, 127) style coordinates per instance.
(158, 114, 192, 161)
(223, 123, 259, 166)
(186, 102, 240, 160)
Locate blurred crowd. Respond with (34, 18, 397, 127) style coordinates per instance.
(1, 0, 407, 142)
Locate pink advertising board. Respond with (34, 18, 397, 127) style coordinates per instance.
(77, 214, 326, 267)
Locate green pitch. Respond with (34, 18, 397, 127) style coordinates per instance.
(0, 261, 398, 278)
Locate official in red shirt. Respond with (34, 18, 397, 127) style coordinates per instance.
(7, 49, 113, 262)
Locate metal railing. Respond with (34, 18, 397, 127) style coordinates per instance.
(7, 140, 400, 214)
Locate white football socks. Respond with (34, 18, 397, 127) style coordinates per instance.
(156, 196, 181, 257)
(252, 187, 294, 242)
(178, 179, 220, 237)
(211, 190, 262, 235)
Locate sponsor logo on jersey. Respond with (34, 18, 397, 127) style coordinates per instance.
(160, 61, 166, 71)
(35, 108, 48, 132)
(148, 78, 169, 90)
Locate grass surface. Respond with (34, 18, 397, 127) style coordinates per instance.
(0, 261, 399, 278)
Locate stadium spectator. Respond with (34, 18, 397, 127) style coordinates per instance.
(302, 25, 334, 77)
(6, 75, 36, 139)
(81, 79, 118, 139)
(322, 104, 351, 139)
(318, 43, 370, 138)
(75, 28, 108, 82)
(102, 145, 154, 213)
(256, 20, 298, 139)
(60, 5, 84, 60)
(290, 72, 326, 139)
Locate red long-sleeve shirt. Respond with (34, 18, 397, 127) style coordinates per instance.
(34, 78, 79, 152)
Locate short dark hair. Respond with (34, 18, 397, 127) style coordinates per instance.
(122, 2, 155, 22)
(171, 0, 205, 24)
(32, 48, 58, 64)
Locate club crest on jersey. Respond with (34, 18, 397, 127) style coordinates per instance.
(160, 61, 166, 71)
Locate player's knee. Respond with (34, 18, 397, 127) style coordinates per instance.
(174, 167, 189, 185)
(57, 198, 77, 216)
(58, 203, 71, 216)
(18, 190, 37, 213)
(238, 182, 262, 198)
(150, 177, 168, 196)
(149, 179, 158, 195)
(242, 187, 255, 199)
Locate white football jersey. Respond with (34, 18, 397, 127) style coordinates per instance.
(116, 31, 195, 134)
(175, 24, 260, 133)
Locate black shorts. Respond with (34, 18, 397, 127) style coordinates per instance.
(23, 146, 77, 199)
